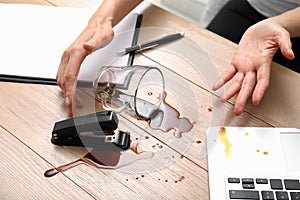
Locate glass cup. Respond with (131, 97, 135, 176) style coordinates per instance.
(93, 65, 165, 120)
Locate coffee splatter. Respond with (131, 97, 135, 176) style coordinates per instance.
(46, 90, 194, 177)
(174, 175, 185, 183)
(44, 141, 153, 178)
(219, 127, 232, 159)
(149, 92, 193, 138)
(256, 149, 269, 155)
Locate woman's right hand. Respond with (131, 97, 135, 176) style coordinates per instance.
(56, 15, 114, 117)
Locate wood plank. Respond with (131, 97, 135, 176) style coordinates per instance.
(0, 82, 208, 199)
(74, 54, 272, 169)
(139, 5, 300, 128)
(0, 0, 52, 5)
(131, 55, 272, 167)
(0, 0, 101, 8)
(0, 82, 86, 162)
(61, 104, 211, 199)
(0, 81, 210, 199)
(1, 1, 297, 199)
(0, 126, 94, 199)
(45, 0, 101, 8)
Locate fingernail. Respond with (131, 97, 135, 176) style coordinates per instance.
(234, 108, 242, 116)
(212, 79, 224, 90)
(65, 96, 70, 107)
(220, 94, 227, 102)
(290, 49, 295, 59)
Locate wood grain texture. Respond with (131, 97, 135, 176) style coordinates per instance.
(0, 0, 52, 5)
(46, 0, 101, 8)
(1, 1, 299, 199)
(139, 5, 300, 128)
(0, 126, 94, 200)
(0, 81, 210, 200)
(0, 0, 102, 8)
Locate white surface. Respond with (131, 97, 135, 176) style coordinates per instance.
(206, 126, 300, 200)
(0, 4, 139, 82)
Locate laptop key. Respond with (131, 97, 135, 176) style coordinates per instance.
(242, 178, 254, 184)
(261, 191, 274, 200)
(256, 178, 268, 184)
(290, 192, 300, 200)
(284, 179, 300, 190)
(229, 190, 259, 199)
(228, 178, 240, 183)
(275, 191, 289, 200)
(242, 183, 255, 189)
(270, 179, 283, 190)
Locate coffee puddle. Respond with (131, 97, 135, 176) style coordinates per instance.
(149, 91, 193, 138)
(45, 141, 153, 178)
(45, 91, 194, 177)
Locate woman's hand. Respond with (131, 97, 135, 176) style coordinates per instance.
(212, 19, 294, 115)
(56, 16, 114, 117)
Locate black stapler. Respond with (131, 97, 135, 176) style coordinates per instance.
(51, 111, 130, 151)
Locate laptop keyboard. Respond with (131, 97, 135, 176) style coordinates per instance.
(225, 177, 300, 199)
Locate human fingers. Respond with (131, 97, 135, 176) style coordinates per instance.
(233, 71, 257, 115)
(212, 64, 237, 91)
(56, 51, 70, 94)
(278, 33, 295, 60)
(65, 89, 75, 117)
(252, 63, 271, 105)
(220, 72, 244, 102)
(63, 50, 87, 117)
(64, 75, 77, 117)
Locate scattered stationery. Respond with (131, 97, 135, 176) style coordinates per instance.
(52, 111, 130, 151)
(117, 32, 185, 56)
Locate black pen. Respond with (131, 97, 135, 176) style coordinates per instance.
(117, 32, 185, 56)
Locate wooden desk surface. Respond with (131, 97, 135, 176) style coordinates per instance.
(1, 1, 299, 199)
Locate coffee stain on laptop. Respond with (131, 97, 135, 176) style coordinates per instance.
(256, 149, 269, 155)
(218, 127, 232, 159)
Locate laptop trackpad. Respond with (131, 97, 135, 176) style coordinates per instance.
(280, 132, 300, 171)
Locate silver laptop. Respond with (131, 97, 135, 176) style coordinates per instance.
(206, 126, 300, 200)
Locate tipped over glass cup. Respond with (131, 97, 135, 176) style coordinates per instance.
(93, 65, 165, 120)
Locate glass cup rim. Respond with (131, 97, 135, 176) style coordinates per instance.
(93, 65, 165, 120)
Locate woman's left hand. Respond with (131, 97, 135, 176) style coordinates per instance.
(212, 19, 294, 115)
